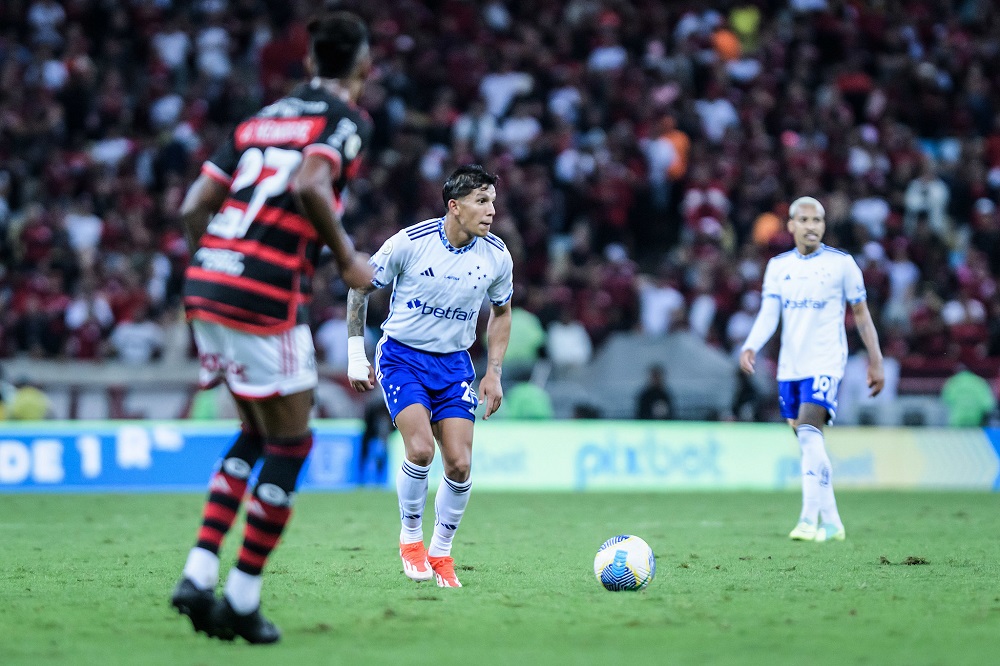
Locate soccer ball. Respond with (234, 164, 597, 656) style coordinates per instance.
(593, 535, 656, 591)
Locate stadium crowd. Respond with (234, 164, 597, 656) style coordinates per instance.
(2, 0, 1000, 404)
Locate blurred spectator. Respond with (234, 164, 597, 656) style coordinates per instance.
(452, 98, 497, 160)
(315, 305, 350, 370)
(546, 305, 593, 375)
(27, 0, 65, 47)
(850, 183, 891, 240)
(883, 239, 921, 332)
(64, 279, 114, 360)
(687, 270, 718, 340)
(726, 290, 760, 354)
(940, 367, 997, 427)
(109, 304, 164, 364)
(694, 82, 738, 144)
(496, 299, 546, 380)
(641, 123, 677, 212)
(637, 270, 684, 336)
(479, 56, 532, 118)
(0, 366, 52, 420)
(62, 195, 103, 269)
(904, 159, 951, 238)
(941, 286, 986, 327)
(496, 382, 555, 420)
(152, 14, 193, 78)
(634, 364, 675, 420)
(497, 99, 542, 162)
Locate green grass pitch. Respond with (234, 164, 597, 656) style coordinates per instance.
(1, 491, 998, 665)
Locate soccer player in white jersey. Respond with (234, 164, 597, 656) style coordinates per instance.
(740, 196, 884, 542)
(345, 165, 513, 586)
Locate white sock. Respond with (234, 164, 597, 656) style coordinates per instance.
(183, 547, 219, 590)
(428, 475, 472, 557)
(224, 568, 262, 615)
(815, 437, 843, 529)
(397, 459, 430, 544)
(797, 425, 825, 524)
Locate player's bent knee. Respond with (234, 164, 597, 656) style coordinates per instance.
(407, 451, 435, 467)
(405, 439, 435, 466)
(443, 459, 471, 483)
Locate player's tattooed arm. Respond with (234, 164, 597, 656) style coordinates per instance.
(347, 284, 379, 391)
(346, 284, 377, 337)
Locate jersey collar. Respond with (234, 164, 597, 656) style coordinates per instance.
(794, 244, 826, 260)
(438, 217, 477, 254)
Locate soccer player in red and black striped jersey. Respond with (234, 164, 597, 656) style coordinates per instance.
(170, 10, 375, 644)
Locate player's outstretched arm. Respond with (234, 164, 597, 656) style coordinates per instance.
(179, 173, 229, 254)
(480, 301, 512, 420)
(346, 284, 378, 392)
(851, 300, 885, 396)
(291, 153, 373, 289)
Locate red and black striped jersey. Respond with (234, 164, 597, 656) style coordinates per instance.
(184, 82, 372, 335)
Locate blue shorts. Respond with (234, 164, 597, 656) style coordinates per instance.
(375, 336, 479, 424)
(777, 376, 840, 424)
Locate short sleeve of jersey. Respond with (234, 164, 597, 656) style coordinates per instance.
(487, 250, 514, 306)
(303, 109, 373, 181)
(843, 255, 867, 304)
(202, 133, 239, 185)
(369, 232, 407, 289)
(760, 258, 782, 300)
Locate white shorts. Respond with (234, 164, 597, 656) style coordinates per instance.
(191, 320, 318, 399)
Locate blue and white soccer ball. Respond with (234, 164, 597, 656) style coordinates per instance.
(593, 535, 656, 591)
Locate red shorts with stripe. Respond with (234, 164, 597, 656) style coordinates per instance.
(191, 320, 317, 399)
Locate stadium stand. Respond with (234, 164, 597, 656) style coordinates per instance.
(3, 0, 1000, 424)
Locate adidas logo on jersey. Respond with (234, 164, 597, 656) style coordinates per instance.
(420, 267, 435, 277)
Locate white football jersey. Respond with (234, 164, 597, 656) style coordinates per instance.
(761, 244, 867, 381)
(369, 217, 514, 353)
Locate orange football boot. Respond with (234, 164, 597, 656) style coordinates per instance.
(399, 542, 433, 581)
(428, 555, 462, 588)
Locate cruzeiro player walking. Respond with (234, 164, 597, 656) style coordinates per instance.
(346, 165, 513, 587)
(740, 196, 884, 542)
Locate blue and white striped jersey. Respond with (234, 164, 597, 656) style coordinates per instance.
(761, 244, 867, 381)
(368, 217, 514, 353)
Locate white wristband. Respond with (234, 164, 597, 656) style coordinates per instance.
(347, 336, 371, 381)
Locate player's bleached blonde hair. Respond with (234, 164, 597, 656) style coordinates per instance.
(788, 196, 825, 219)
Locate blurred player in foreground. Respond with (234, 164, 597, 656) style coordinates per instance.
(346, 165, 513, 587)
(740, 197, 884, 542)
(170, 11, 374, 643)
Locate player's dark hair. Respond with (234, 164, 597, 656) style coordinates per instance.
(442, 165, 498, 206)
(308, 10, 369, 79)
